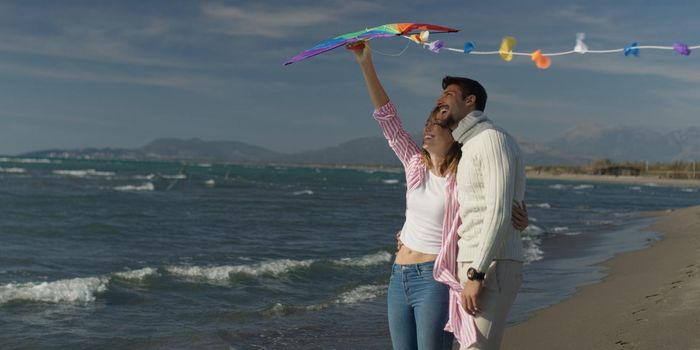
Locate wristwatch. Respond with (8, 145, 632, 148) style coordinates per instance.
(467, 268, 485, 281)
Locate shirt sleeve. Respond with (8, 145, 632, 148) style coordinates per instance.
(373, 101, 422, 170)
(470, 131, 517, 273)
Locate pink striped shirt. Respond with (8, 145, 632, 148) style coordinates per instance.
(373, 102, 477, 348)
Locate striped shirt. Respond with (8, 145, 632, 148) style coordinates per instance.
(373, 102, 477, 348)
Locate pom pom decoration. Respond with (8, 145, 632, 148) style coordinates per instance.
(531, 50, 552, 69)
(499, 36, 517, 62)
(672, 43, 691, 56)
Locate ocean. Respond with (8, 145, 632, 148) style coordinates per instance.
(1, 157, 699, 349)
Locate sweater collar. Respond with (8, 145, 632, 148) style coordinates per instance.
(451, 110, 493, 144)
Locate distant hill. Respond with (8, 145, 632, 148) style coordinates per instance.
(139, 138, 282, 162)
(21, 125, 700, 166)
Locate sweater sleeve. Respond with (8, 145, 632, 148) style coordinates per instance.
(470, 130, 517, 273)
(373, 101, 422, 170)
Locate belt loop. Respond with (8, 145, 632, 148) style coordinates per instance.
(415, 264, 422, 276)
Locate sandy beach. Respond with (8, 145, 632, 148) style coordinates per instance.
(527, 172, 700, 188)
(501, 205, 700, 350)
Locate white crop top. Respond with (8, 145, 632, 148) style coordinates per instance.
(399, 170, 446, 254)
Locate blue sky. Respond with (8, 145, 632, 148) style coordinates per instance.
(1, 0, 699, 155)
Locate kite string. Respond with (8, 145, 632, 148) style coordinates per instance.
(370, 40, 411, 57)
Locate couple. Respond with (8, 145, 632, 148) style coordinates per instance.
(349, 41, 527, 350)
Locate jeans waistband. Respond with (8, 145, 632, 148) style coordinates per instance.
(392, 261, 435, 273)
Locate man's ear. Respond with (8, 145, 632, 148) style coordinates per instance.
(464, 95, 476, 108)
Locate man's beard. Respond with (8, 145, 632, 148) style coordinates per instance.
(437, 112, 457, 129)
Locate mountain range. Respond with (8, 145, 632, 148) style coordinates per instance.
(22, 124, 700, 166)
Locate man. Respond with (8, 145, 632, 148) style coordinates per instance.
(435, 76, 526, 350)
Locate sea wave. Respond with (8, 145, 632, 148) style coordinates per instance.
(204, 179, 216, 186)
(552, 226, 569, 233)
(0, 157, 60, 164)
(166, 259, 314, 282)
(382, 179, 400, 184)
(112, 267, 158, 281)
(573, 184, 594, 190)
(334, 251, 392, 267)
(533, 203, 551, 209)
(522, 236, 543, 263)
(522, 224, 545, 236)
(681, 188, 697, 193)
(0, 277, 108, 305)
(266, 283, 388, 316)
(548, 184, 569, 190)
(133, 174, 155, 180)
(53, 169, 115, 177)
(161, 174, 186, 180)
(335, 284, 387, 304)
(113, 183, 155, 192)
(292, 190, 314, 196)
(0, 167, 26, 173)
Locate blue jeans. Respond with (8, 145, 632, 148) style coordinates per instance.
(387, 261, 454, 350)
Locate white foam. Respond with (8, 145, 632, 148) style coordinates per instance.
(335, 284, 387, 304)
(292, 190, 314, 196)
(681, 188, 697, 193)
(162, 174, 186, 179)
(382, 179, 400, 184)
(644, 183, 659, 187)
(521, 236, 543, 263)
(552, 226, 569, 233)
(334, 251, 392, 267)
(564, 231, 582, 236)
(0, 277, 108, 304)
(113, 267, 158, 281)
(533, 203, 551, 209)
(573, 184, 594, 190)
(0, 167, 26, 173)
(0, 157, 60, 164)
(166, 259, 314, 282)
(548, 184, 569, 190)
(53, 169, 115, 177)
(629, 186, 642, 191)
(133, 174, 155, 180)
(204, 179, 216, 186)
(113, 183, 154, 192)
(522, 224, 545, 236)
(197, 163, 212, 167)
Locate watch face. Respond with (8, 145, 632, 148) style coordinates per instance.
(467, 268, 475, 279)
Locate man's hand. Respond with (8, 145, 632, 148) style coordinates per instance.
(461, 279, 482, 315)
(512, 201, 528, 231)
(395, 230, 403, 252)
(346, 41, 371, 66)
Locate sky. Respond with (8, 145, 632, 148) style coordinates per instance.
(1, 0, 699, 155)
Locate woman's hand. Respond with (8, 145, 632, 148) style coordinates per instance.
(512, 201, 529, 231)
(346, 40, 372, 66)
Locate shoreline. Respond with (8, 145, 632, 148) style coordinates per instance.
(501, 205, 700, 350)
(526, 172, 700, 188)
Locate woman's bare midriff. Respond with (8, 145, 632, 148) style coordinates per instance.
(395, 245, 438, 265)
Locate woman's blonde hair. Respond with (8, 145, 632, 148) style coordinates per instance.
(421, 107, 462, 176)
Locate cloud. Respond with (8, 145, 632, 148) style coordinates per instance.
(560, 57, 700, 84)
(0, 61, 220, 88)
(200, 1, 382, 38)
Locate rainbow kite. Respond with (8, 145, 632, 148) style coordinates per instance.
(283, 23, 459, 65)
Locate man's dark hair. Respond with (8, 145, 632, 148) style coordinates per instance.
(442, 76, 487, 111)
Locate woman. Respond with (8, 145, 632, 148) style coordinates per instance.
(348, 41, 528, 350)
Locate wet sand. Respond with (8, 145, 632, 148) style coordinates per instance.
(501, 205, 700, 350)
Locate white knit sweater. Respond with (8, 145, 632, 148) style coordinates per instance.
(452, 111, 526, 272)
